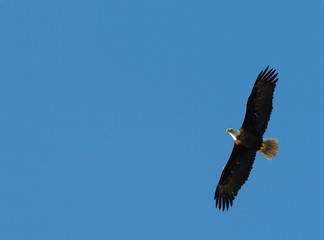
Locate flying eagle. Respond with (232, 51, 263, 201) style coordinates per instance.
(214, 66, 279, 211)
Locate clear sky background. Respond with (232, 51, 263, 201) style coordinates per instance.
(0, 0, 324, 239)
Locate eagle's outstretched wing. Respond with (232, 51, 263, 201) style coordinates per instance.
(240, 67, 278, 138)
(215, 145, 257, 211)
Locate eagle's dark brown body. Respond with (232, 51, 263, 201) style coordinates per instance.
(235, 129, 263, 150)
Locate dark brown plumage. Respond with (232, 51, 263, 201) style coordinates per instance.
(241, 68, 278, 138)
(215, 67, 279, 211)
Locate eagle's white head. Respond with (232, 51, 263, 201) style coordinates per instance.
(226, 128, 241, 140)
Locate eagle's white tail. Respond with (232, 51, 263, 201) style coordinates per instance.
(259, 138, 279, 160)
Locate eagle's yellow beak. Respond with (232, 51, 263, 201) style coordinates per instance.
(226, 129, 229, 132)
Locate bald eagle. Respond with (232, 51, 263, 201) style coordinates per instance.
(214, 66, 279, 211)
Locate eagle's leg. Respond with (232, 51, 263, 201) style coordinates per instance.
(260, 142, 267, 151)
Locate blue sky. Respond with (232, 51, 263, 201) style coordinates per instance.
(0, 0, 324, 239)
